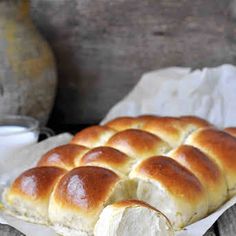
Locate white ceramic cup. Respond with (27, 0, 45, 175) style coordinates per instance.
(0, 115, 53, 159)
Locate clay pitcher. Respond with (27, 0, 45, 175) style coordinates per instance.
(0, 0, 57, 125)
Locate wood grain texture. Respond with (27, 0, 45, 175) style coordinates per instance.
(204, 226, 217, 236)
(30, 0, 236, 124)
(0, 224, 24, 236)
(217, 204, 236, 236)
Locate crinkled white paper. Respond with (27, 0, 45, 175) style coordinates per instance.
(102, 64, 236, 128)
(1, 64, 236, 236)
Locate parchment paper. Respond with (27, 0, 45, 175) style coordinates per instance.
(102, 64, 236, 128)
(1, 64, 236, 236)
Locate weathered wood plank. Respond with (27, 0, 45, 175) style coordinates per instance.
(204, 226, 217, 236)
(30, 0, 236, 124)
(217, 204, 236, 236)
(0, 224, 24, 236)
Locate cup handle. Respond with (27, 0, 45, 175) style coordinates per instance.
(39, 127, 54, 139)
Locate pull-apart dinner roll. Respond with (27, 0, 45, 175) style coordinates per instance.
(70, 126, 116, 148)
(94, 200, 174, 236)
(105, 116, 141, 131)
(129, 156, 208, 229)
(179, 116, 213, 129)
(168, 145, 227, 212)
(141, 117, 193, 148)
(105, 115, 164, 131)
(37, 144, 89, 170)
(49, 166, 130, 236)
(224, 127, 236, 138)
(78, 146, 135, 176)
(3, 167, 66, 224)
(185, 128, 236, 197)
(137, 114, 161, 123)
(106, 129, 170, 160)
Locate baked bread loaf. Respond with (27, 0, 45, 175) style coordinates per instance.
(185, 127, 236, 197)
(78, 146, 134, 176)
(129, 156, 208, 229)
(48, 166, 129, 236)
(179, 115, 213, 129)
(3, 115, 236, 235)
(106, 129, 170, 160)
(224, 127, 236, 137)
(37, 144, 89, 170)
(142, 116, 212, 147)
(3, 166, 66, 224)
(168, 145, 227, 212)
(71, 125, 116, 148)
(94, 200, 174, 236)
(141, 117, 194, 147)
(105, 116, 142, 131)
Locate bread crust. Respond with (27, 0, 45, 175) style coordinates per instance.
(71, 126, 116, 148)
(106, 129, 170, 160)
(37, 144, 89, 170)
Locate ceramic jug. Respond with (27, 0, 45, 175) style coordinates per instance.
(0, 0, 57, 125)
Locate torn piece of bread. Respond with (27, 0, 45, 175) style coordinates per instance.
(129, 156, 208, 229)
(185, 128, 236, 197)
(94, 200, 174, 236)
(168, 145, 227, 212)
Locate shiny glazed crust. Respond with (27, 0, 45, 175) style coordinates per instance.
(70, 125, 116, 148)
(224, 127, 236, 137)
(52, 166, 120, 213)
(79, 146, 133, 175)
(106, 129, 170, 160)
(134, 156, 205, 202)
(186, 128, 236, 196)
(8, 167, 66, 201)
(37, 144, 89, 170)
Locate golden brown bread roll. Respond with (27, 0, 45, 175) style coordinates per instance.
(37, 144, 89, 170)
(168, 145, 227, 212)
(129, 156, 208, 229)
(78, 146, 135, 176)
(140, 116, 212, 148)
(105, 115, 161, 131)
(179, 116, 213, 129)
(94, 200, 174, 236)
(70, 125, 116, 148)
(105, 116, 140, 131)
(137, 114, 161, 122)
(185, 128, 236, 197)
(106, 129, 170, 160)
(141, 117, 192, 147)
(3, 166, 66, 224)
(224, 127, 236, 137)
(49, 166, 130, 236)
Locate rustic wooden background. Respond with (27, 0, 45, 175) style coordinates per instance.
(30, 0, 236, 125)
